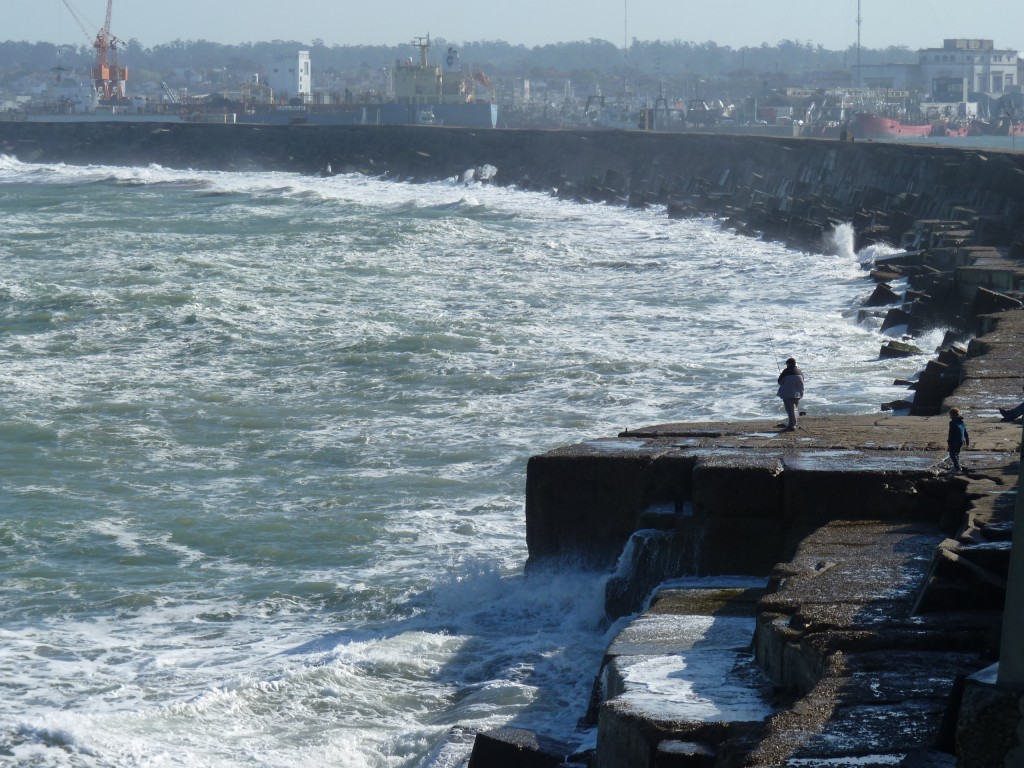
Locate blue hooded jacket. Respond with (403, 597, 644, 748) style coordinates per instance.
(947, 415, 969, 447)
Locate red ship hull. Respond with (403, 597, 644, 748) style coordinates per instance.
(852, 112, 933, 139)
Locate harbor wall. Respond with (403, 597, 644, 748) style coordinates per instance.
(3, 122, 1024, 258)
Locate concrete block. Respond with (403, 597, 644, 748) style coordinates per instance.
(468, 727, 578, 768)
(955, 664, 1024, 768)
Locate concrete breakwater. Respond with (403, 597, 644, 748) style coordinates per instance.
(444, 129, 1022, 764)
(489, 313, 1023, 766)
(2, 122, 1024, 255)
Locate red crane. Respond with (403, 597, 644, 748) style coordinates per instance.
(60, 0, 128, 102)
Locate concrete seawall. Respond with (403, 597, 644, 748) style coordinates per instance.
(2, 123, 1024, 257)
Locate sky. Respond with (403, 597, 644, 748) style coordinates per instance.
(8, 1, 1024, 53)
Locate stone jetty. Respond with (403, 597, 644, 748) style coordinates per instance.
(475, 225, 1024, 764)
(2, 122, 1022, 765)
(2, 123, 1024, 256)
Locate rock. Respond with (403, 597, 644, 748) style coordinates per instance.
(869, 268, 903, 282)
(914, 540, 1008, 613)
(857, 308, 888, 323)
(881, 399, 914, 411)
(911, 359, 960, 416)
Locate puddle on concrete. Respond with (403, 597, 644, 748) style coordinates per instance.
(788, 757, 905, 766)
(785, 452, 936, 472)
(799, 450, 861, 458)
(684, 446, 750, 459)
(671, 438, 704, 448)
(657, 575, 768, 593)
(609, 613, 753, 656)
(583, 439, 651, 452)
(614, 649, 772, 723)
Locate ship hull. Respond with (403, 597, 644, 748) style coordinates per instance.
(851, 112, 933, 139)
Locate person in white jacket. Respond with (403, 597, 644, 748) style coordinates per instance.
(776, 357, 805, 431)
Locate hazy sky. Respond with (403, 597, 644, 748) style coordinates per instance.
(9, 1, 1024, 52)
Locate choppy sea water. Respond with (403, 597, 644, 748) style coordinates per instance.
(0, 157, 946, 767)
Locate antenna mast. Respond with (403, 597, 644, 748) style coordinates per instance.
(856, 0, 862, 88)
(623, 0, 628, 102)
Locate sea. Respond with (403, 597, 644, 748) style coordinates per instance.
(0, 155, 949, 767)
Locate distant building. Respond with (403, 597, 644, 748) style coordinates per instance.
(267, 51, 311, 103)
(919, 39, 1017, 100)
(854, 39, 1019, 98)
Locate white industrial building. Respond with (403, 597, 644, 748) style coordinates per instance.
(855, 39, 1019, 99)
(919, 39, 1017, 100)
(267, 51, 311, 103)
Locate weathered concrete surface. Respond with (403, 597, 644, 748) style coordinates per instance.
(745, 520, 991, 767)
(526, 413, 1020, 580)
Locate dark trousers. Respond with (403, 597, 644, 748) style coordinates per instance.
(948, 441, 963, 470)
(1003, 401, 1024, 421)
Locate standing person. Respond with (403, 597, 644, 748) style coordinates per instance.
(947, 407, 970, 473)
(776, 357, 805, 431)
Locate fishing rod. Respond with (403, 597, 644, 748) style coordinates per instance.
(760, 312, 782, 372)
(761, 311, 807, 416)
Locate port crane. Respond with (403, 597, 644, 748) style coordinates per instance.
(60, 0, 128, 102)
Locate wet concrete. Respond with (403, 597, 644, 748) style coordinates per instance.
(595, 581, 774, 768)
